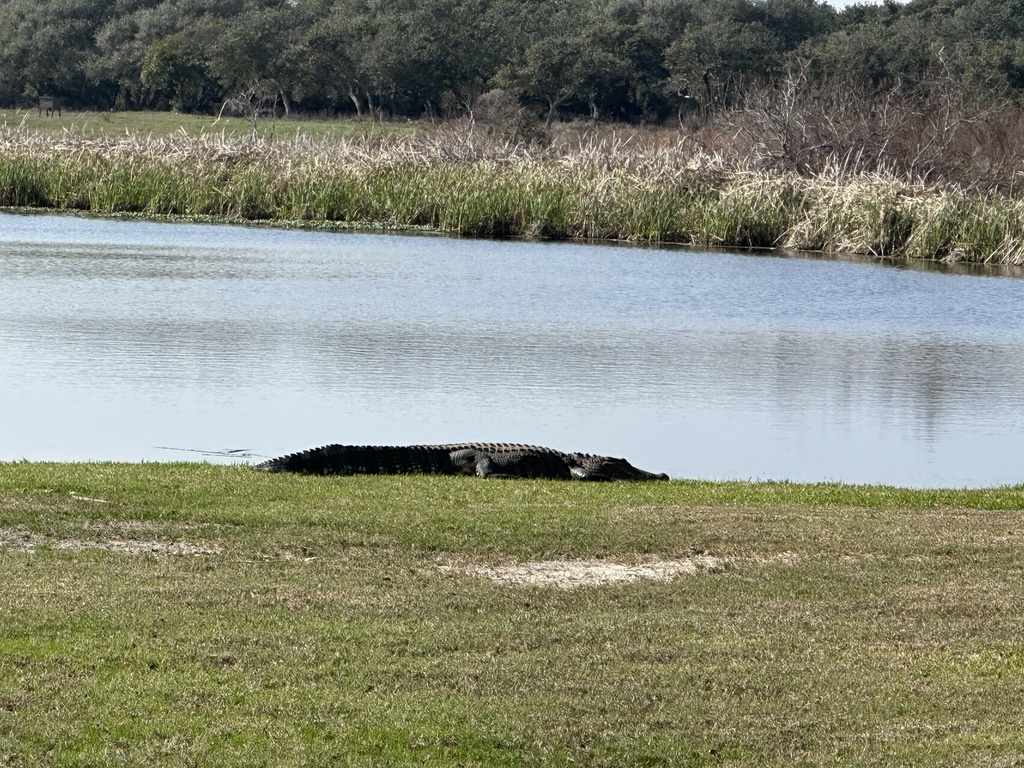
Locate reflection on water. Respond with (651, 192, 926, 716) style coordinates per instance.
(1, 211, 1023, 487)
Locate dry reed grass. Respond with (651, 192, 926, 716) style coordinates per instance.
(1, 123, 1022, 265)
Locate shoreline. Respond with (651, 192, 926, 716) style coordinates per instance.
(2, 460, 1022, 498)
(5, 205, 1022, 281)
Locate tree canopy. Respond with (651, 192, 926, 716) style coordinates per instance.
(1, 0, 1022, 120)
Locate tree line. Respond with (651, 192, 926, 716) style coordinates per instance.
(1, 0, 1022, 123)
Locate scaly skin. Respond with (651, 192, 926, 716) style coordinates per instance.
(449, 448, 574, 480)
(250, 444, 455, 475)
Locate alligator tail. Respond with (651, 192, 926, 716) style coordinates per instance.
(252, 444, 456, 476)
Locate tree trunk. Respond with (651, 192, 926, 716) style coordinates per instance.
(348, 86, 363, 117)
(702, 70, 714, 109)
(544, 97, 561, 129)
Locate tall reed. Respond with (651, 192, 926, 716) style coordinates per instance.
(1, 126, 1022, 265)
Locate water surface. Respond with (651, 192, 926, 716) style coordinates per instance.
(2, 211, 1023, 487)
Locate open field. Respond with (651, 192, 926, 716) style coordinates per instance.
(2, 462, 1024, 765)
(1, 111, 1023, 266)
(0, 108, 413, 142)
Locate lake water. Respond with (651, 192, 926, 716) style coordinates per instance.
(2, 211, 1023, 488)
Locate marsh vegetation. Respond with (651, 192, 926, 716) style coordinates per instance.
(2, 113, 1023, 265)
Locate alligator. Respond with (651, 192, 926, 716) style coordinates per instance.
(252, 443, 669, 481)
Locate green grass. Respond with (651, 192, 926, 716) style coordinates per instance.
(3, 462, 1024, 766)
(0, 108, 412, 142)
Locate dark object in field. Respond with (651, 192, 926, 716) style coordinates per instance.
(38, 96, 61, 116)
(252, 443, 669, 481)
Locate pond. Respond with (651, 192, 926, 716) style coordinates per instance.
(1, 211, 1023, 488)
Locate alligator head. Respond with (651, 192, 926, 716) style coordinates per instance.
(567, 454, 670, 482)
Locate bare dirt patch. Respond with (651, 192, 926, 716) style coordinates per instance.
(445, 555, 726, 589)
(0, 526, 220, 556)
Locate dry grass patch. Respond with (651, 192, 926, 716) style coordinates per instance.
(447, 554, 725, 588)
(0, 524, 221, 556)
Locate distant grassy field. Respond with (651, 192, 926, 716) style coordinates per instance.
(3, 462, 1024, 766)
(0, 107, 411, 141)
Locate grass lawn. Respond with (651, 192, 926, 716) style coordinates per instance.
(2, 462, 1024, 766)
